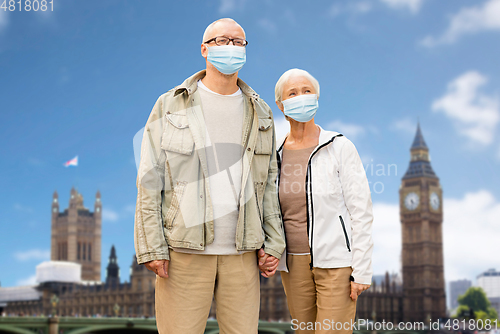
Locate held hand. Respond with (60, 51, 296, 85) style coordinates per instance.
(350, 281, 370, 301)
(258, 248, 279, 278)
(144, 260, 169, 279)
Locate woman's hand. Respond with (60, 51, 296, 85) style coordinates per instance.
(350, 282, 370, 301)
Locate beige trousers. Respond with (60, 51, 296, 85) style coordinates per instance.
(280, 254, 356, 334)
(155, 249, 260, 334)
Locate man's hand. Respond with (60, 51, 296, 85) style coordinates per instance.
(350, 281, 370, 301)
(144, 259, 169, 278)
(257, 248, 279, 278)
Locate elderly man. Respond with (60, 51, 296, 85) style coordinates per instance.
(134, 18, 285, 333)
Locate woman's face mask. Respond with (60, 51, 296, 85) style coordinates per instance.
(282, 94, 318, 123)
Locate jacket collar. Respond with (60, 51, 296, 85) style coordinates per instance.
(174, 69, 260, 100)
(277, 124, 341, 153)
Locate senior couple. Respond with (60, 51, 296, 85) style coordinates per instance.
(134, 18, 374, 334)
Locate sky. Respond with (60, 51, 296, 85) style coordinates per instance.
(0, 0, 499, 300)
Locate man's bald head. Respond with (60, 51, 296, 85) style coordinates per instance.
(202, 18, 246, 43)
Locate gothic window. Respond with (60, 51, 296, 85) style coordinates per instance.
(88, 243, 92, 261)
(77, 243, 81, 260)
(83, 243, 86, 261)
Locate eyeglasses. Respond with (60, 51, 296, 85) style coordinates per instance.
(204, 36, 248, 47)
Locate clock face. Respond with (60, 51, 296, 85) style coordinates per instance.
(405, 192, 420, 210)
(430, 192, 440, 210)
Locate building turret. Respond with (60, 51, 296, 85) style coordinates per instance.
(105, 245, 120, 287)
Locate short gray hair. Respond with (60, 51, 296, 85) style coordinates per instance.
(275, 68, 320, 103)
(202, 18, 245, 43)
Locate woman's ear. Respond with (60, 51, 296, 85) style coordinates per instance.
(275, 100, 284, 112)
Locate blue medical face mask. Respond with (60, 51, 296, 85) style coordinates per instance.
(282, 94, 319, 123)
(207, 45, 246, 75)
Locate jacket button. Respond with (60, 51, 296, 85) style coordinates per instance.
(200, 243, 203, 246)
(200, 195, 203, 198)
(167, 111, 171, 114)
(268, 116, 272, 119)
(247, 148, 251, 151)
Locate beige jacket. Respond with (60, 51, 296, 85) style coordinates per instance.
(134, 70, 285, 264)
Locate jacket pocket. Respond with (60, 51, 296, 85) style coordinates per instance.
(164, 181, 187, 229)
(254, 118, 273, 155)
(160, 112, 195, 155)
(339, 215, 351, 252)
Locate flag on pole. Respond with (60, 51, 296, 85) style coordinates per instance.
(63, 155, 78, 167)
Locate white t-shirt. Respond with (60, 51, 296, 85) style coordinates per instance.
(172, 80, 246, 255)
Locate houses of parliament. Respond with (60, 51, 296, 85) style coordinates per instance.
(0, 125, 446, 322)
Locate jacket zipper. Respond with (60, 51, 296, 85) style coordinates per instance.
(339, 215, 351, 252)
(276, 149, 289, 272)
(305, 134, 344, 270)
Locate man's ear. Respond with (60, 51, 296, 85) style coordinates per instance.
(201, 43, 208, 59)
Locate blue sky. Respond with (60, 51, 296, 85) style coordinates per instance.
(0, 0, 499, 297)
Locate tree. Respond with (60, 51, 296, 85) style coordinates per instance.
(454, 287, 498, 320)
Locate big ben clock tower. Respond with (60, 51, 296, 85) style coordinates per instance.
(400, 124, 446, 322)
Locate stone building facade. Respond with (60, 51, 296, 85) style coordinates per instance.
(51, 188, 101, 281)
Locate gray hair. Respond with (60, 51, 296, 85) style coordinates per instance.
(202, 18, 245, 43)
(275, 68, 320, 103)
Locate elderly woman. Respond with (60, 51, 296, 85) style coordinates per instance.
(270, 68, 374, 333)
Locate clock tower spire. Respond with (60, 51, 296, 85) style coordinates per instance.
(400, 123, 446, 322)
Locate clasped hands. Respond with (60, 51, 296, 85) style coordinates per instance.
(143, 249, 278, 279)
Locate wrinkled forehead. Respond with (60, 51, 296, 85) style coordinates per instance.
(283, 75, 315, 92)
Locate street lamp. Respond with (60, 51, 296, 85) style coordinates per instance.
(50, 294, 59, 317)
(113, 303, 120, 317)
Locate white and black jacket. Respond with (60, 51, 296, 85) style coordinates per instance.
(276, 125, 374, 284)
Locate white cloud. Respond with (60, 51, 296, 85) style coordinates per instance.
(329, 4, 343, 18)
(371, 202, 401, 276)
(420, 0, 500, 47)
(124, 204, 136, 213)
(14, 203, 33, 213)
(325, 120, 367, 140)
(328, 1, 372, 18)
(17, 274, 37, 286)
(257, 18, 277, 34)
(443, 190, 500, 282)
(0, 9, 8, 31)
(14, 249, 50, 262)
(379, 0, 423, 14)
(372, 189, 500, 284)
(102, 208, 119, 222)
(218, 0, 245, 14)
(391, 118, 416, 134)
(352, 1, 372, 14)
(283, 8, 296, 24)
(432, 71, 499, 145)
